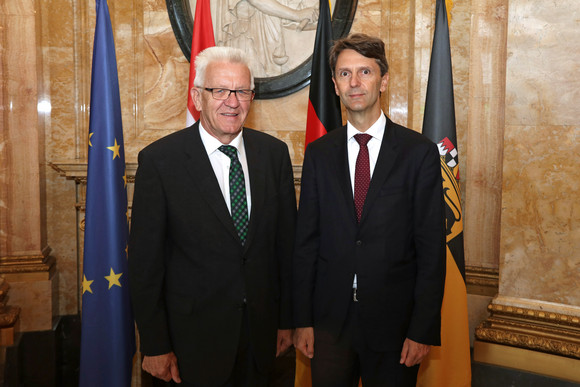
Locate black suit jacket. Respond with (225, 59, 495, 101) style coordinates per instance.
(293, 116, 446, 351)
(128, 123, 296, 386)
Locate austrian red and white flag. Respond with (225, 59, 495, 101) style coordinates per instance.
(186, 0, 215, 126)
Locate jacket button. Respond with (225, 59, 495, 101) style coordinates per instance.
(356, 240, 362, 246)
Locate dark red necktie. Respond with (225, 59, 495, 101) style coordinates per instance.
(354, 134, 372, 223)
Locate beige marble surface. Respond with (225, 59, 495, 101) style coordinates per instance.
(464, 0, 508, 269)
(500, 124, 579, 305)
(500, 0, 580, 307)
(37, 0, 85, 317)
(0, 0, 45, 257)
(6, 275, 57, 332)
(0, 0, 56, 332)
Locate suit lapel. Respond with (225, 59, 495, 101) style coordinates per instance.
(330, 127, 358, 225)
(182, 124, 240, 243)
(360, 118, 399, 224)
(243, 130, 265, 251)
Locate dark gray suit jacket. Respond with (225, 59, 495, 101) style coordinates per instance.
(129, 123, 296, 385)
(293, 116, 446, 351)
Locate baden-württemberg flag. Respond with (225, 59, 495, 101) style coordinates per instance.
(418, 0, 471, 386)
(79, 1, 135, 385)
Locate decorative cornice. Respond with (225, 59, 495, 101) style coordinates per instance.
(0, 245, 52, 263)
(0, 254, 56, 275)
(466, 265, 499, 296)
(49, 161, 138, 184)
(50, 161, 303, 185)
(466, 265, 499, 286)
(486, 302, 580, 326)
(476, 300, 580, 359)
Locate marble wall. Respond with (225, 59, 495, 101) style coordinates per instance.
(500, 0, 580, 307)
(1, 0, 578, 372)
(473, 0, 580, 376)
(1, 0, 57, 332)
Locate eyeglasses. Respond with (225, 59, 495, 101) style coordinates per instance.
(203, 88, 255, 101)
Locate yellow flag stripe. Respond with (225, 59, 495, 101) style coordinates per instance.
(417, 246, 471, 387)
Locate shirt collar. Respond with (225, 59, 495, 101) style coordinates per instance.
(199, 122, 244, 156)
(346, 111, 386, 142)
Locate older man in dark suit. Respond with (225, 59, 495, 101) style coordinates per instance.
(293, 33, 446, 386)
(129, 46, 296, 387)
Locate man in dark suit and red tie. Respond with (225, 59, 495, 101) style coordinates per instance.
(128, 46, 296, 386)
(293, 33, 446, 386)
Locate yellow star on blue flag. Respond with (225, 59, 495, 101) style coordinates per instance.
(105, 268, 123, 289)
(82, 275, 94, 294)
(107, 138, 121, 159)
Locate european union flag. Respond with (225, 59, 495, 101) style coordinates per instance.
(79, 0, 135, 385)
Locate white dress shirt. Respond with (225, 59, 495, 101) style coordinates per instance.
(346, 112, 386, 289)
(346, 112, 386, 194)
(199, 124, 252, 219)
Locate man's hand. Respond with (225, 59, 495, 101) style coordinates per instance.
(276, 329, 293, 357)
(142, 352, 181, 383)
(400, 338, 430, 367)
(293, 327, 314, 359)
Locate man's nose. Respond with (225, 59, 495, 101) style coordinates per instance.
(225, 90, 240, 107)
(349, 74, 361, 87)
(224, 91, 240, 106)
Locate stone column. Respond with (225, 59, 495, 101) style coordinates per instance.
(461, 0, 508, 341)
(0, 0, 57, 332)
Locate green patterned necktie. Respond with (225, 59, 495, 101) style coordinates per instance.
(219, 145, 249, 245)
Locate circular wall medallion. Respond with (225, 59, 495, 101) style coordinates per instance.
(166, 0, 358, 99)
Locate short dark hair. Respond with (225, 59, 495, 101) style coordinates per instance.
(329, 33, 389, 77)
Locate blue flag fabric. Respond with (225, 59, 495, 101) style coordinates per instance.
(79, 0, 135, 385)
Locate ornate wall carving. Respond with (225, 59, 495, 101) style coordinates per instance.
(476, 299, 580, 359)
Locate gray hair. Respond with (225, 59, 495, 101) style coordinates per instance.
(193, 46, 255, 89)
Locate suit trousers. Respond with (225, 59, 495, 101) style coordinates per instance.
(158, 306, 268, 387)
(311, 298, 419, 387)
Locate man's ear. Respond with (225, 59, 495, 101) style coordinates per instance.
(380, 73, 389, 93)
(191, 87, 202, 111)
(332, 77, 339, 96)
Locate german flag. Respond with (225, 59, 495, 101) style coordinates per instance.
(296, 1, 342, 386)
(418, 1, 471, 386)
(303, 0, 342, 149)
